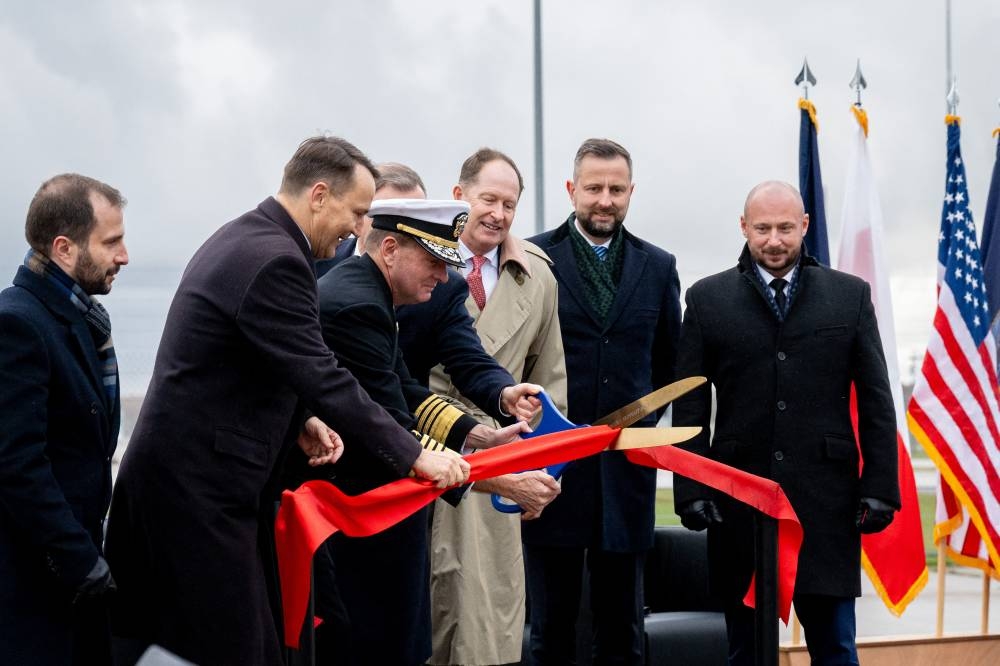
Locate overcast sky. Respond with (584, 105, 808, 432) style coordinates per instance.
(2, 0, 999, 381)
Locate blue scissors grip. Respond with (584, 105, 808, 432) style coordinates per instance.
(490, 391, 579, 513)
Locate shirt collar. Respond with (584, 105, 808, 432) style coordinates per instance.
(573, 217, 612, 250)
(755, 262, 797, 287)
(458, 239, 500, 267)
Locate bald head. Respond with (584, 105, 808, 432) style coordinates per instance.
(743, 180, 804, 219)
(740, 180, 809, 278)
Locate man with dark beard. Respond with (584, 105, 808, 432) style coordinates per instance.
(525, 139, 682, 664)
(1, 174, 128, 664)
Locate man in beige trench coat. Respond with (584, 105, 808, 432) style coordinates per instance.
(427, 148, 568, 665)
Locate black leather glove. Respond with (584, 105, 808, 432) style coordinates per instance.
(856, 497, 895, 534)
(73, 556, 117, 604)
(678, 499, 723, 532)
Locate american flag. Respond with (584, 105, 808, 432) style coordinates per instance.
(907, 117, 1000, 574)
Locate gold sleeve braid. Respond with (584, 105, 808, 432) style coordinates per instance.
(413, 395, 465, 445)
(409, 431, 461, 458)
(413, 431, 445, 452)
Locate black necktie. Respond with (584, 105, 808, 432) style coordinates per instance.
(770, 278, 788, 315)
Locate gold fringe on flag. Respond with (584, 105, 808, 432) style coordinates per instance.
(798, 98, 819, 132)
(850, 105, 869, 138)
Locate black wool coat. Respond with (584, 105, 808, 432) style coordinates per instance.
(672, 245, 900, 600)
(0, 266, 120, 664)
(105, 198, 422, 665)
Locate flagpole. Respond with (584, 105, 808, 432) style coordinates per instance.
(936, 541, 946, 636)
(945, 0, 953, 101)
(982, 571, 991, 633)
(935, 2, 955, 639)
(532, 0, 545, 235)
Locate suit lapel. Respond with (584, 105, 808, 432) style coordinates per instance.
(546, 235, 604, 328)
(602, 235, 648, 332)
(72, 320, 107, 398)
(15, 267, 107, 407)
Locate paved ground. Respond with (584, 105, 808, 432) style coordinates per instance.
(781, 567, 1000, 642)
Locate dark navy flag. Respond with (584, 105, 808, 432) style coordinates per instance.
(798, 100, 830, 265)
(980, 130, 1000, 326)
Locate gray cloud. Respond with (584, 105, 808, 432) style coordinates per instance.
(2, 0, 998, 382)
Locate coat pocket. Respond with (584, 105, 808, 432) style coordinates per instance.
(815, 325, 849, 337)
(213, 427, 269, 468)
(823, 434, 858, 464)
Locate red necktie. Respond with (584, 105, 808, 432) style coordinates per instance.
(467, 255, 487, 310)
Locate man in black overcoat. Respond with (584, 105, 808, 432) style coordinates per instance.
(0, 174, 128, 665)
(672, 181, 900, 665)
(524, 138, 682, 665)
(105, 137, 469, 665)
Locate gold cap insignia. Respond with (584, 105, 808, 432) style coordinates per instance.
(453, 212, 468, 238)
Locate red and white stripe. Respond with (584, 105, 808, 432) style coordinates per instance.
(908, 278, 1000, 572)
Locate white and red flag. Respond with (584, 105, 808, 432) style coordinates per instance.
(838, 105, 928, 613)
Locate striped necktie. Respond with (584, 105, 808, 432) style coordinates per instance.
(593, 245, 608, 261)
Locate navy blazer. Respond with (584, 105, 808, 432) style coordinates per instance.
(0, 265, 120, 662)
(318, 240, 515, 420)
(397, 271, 514, 420)
(314, 236, 356, 278)
(316, 255, 478, 491)
(106, 198, 422, 664)
(523, 219, 681, 552)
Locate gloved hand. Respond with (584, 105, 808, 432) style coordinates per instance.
(677, 499, 723, 532)
(73, 555, 117, 604)
(856, 496, 895, 534)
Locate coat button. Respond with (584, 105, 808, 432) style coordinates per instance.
(777, 351, 787, 361)
(776, 400, 786, 411)
(602, 377, 609, 384)
(90, 403, 98, 414)
(774, 451, 784, 461)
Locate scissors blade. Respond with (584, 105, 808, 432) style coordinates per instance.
(607, 426, 702, 450)
(591, 376, 707, 429)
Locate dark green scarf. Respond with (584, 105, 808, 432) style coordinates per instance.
(567, 214, 624, 322)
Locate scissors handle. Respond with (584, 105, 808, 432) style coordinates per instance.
(490, 391, 579, 513)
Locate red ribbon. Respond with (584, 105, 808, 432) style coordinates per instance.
(275, 427, 802, 648)
(624, 447, 802, 622)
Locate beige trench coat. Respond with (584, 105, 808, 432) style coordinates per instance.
(428, 236, 568, 665)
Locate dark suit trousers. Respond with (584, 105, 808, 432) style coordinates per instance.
(724, 594, 858, 666)
(524, 544, 645, 666)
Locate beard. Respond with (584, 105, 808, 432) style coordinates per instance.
(74, 247, 116, 295)
(576, 210, 625, 240)
(754, 246, 801, 276)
